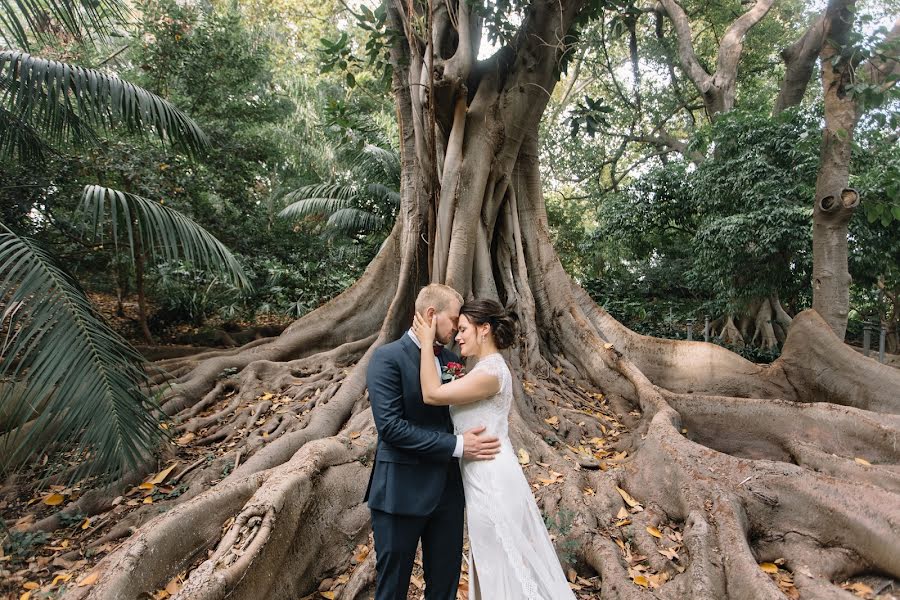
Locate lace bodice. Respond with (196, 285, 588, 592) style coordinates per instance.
(449, 353, 512, 442)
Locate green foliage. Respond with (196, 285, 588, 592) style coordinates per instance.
(319, 3, 394, 91)
(0, 51, 209, 161)
(566, 96, 614, 137)
(280, 142, 400, 238)
(0, 226, 165, 480)
(149, 260, 240, 326)
(595, 109, 821, 315)
(0, 0, 126, 51)
(2, 530, 50, 564)
(78, 185, 249, 289)
(544, 507, 580, 566)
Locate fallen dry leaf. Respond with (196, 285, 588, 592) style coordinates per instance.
(632, 575, 649, 588)
(537, 471, 564, 486)
(658, 547, 679, 561)
(854, 457, 871, 466)
(518, 448, 530, 465)
(646, 526, 663, 538)
(43, 493, 65, 506)
(616, 486, 641, 508)
(165, 577, 181, 594)
(148, 463, 178, 485)
(616, 507, 629, 519)
(844, 581, 875, 596)
(759, 563, 779, 574)
(353, 545, 370, 562)
(78, 572, 100, 587)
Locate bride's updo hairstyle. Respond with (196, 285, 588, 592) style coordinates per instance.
(460, 299, 519, 349)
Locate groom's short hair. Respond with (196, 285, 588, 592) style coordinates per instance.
(415, 284, 463, 314)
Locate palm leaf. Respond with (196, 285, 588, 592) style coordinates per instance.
(78, 185, 250, 289)
(278, 182, 361, 221)
(326, 207, 385, 234)
(365, 183, 401, 206)
(0, 105, 55, 162)
(0, 0, 127, 52)
(0, 51, 209, 157)
(357, 143, 400, 180)
(280, 183, 359, 206)
(0, 225, 162, 479)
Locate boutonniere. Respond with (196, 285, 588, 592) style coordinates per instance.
(441, 362, 466, 383)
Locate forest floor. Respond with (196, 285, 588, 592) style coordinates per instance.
(0, 381, 609, 600)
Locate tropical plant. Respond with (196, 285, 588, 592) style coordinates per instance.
(0, 224, 162, 480)
(279, 142, 400, 238)
(0, 185, 248, 479)
(0, 0, 241, 480)
(0, 0, 125, 51)
(0, 50, 208, 161)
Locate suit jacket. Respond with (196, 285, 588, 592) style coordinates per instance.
(364, 333, 464, 516)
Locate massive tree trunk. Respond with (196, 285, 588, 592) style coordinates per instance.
(37, 1, 900, 599)
(812, 5, 900, 339)
(811, 0, 861, 340)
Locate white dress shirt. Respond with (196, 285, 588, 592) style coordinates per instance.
(407, 329, 465, 458)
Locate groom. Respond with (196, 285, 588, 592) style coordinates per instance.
(365, 283, 501, 600)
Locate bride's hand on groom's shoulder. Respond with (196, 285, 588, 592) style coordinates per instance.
(412, 311, 436, 345)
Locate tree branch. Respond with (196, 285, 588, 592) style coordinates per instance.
(658, 0, 776, 116)
(773, 13, 828, 115)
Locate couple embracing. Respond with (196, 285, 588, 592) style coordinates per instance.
(364, 284, 575, 599)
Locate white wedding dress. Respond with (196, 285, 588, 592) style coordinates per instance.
(450, 353, 576, 600)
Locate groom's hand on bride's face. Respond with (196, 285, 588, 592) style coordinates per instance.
(462, 426, 501, 461)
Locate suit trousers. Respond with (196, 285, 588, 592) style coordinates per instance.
(370, 481, 464, 600)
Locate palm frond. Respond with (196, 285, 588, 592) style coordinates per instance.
(280, 183, 359, 206)
(0, 0, 127, 52)
(0, 51, 209, 157)
(0, 105, 55, 162)
(78, 185, 250, 289)
(357, 144, 400, 179)
(326, 207, 384, 234)
(0, 225, 162, 479)
(279, 195, 358, 220)
(365, 183, 401, 206)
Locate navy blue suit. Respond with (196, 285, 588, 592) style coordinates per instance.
(365, 333, 464, 600)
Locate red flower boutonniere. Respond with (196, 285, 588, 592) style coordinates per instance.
(441, 362, 466, 383)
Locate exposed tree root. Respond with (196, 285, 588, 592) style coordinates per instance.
(40, 259, 896, 600)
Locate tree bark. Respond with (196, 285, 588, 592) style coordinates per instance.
(773, 13, 828, 115)
(658, 0, 776, 118)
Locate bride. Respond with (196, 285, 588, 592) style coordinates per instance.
(412, 299, 576, 600)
